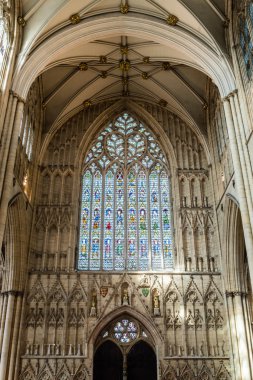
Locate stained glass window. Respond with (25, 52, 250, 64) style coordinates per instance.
(98, 317, 149, 347)
(78, 112, 173, 271)
(0, 7, 9, 67)
(239, 4, 253, 78)
(113, 319, 138, 343)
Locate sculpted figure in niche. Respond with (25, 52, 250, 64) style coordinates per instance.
(194, 309, 203, 328)
(206, 309, 215, 329)
(186, 257, 192, 271)
(199, 341, 204, 356)
(168, 343, 173, 356)
(215, 309, 224, 329)
(186, 309, 194, 327)
(153, 289, 160, 316)
(166, 309, 174, 328)
(174, 310, 182, 328)
(122, 286, 130, 305)
(90, 290, 97, 317)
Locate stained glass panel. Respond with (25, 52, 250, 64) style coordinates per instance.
(103, 170, 114, 270)
(78, 171, 92, 269)
(113, 319, 138, 343)
(78, 113, 173, 271)
(249, 3, 253, 23)
(0, 17, 8, 66)
(161, 171, 173, 269)
(127, 168, 138, 270)
(138, 170, 149, 270)
(150, 166, 162, 270)
(239, 13, 253, 78)
(101, 318, 148, 346)
(90, 169, 102, 270)
(115, 169, 125, 270)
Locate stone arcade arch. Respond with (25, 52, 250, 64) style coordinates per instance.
(0, 193, 30, 379)
(2, 3, 253, 380)
(223, 199, 253, 380)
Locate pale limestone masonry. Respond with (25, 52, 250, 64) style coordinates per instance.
(14, 93, 230, 379)
(0, 2, 253, 380)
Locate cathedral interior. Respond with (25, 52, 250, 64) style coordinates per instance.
(0, 1, 253, 379)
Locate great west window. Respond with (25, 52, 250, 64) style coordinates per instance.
(78, 112, 173, 271)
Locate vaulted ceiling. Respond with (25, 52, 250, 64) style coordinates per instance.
(18, 0, 229, 133)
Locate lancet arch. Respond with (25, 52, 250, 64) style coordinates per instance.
(78, 111, 173, 271)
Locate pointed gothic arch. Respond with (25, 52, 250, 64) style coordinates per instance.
(77, 110, 174, 271)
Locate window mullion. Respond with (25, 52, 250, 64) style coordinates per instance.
(124, 165, 128, 270)
(158, 171, 165, 270)
(147, 169, 152, 270)
(89, 171, 94, 270)
(113, 168, 116, 270)
(101, 168, 106, 270)
(136, 167, 139, 270)
(124, 131, 128, 270)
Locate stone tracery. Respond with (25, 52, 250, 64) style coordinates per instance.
(0, 1, 253, 379)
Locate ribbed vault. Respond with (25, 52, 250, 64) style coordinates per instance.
(14, 0, 234, 138)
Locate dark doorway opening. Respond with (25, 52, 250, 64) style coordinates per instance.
(93, 340, 123, 380)
(127, 341, 157, 380)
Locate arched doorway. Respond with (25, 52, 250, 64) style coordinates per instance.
(127, 341, 157, 380)
(93, 315, 157, 379)
(93, 340, 123, 380)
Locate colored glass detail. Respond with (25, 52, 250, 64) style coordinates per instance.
(161, 171, 173, 269)
(115, 169, 125, 270)
(113, 319, 138, 343)
(78, 112, 173, 270)
(138, 170, 149, 270)
(150, 166, 162, 270)
(239, 9, 253, 78)
(90, 169, 102, 270)
(127, 168, 138, 269)
(103, 170, 114, 270)
(79, 171, 92, 269)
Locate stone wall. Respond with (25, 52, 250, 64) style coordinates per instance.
(17, 102, 231, 379)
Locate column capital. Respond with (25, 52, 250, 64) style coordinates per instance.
(1, 290, 24, 297)
(222, 90, 238, 102)
(225, 290, 248, 297)
(10, 90, 26, 104)
(233, 290, 248, 297)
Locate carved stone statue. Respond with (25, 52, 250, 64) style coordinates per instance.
(153, 290, 160, 316)
(186, 310, 195, 327)
(122, 288, 129, 305)
(90, 291, 97, 317)
(166, 309, 174, 328)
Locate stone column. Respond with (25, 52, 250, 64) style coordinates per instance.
(0, 293, 8, 351)
(223, 96, 253, 288)
(0, 92, 18, 194)
(233, 292, 252, 379)
(0, 291, 15, 379)
(0, 98, 25, 247)
(226, 292, 239, 380)
(123, 353, 127, 380)
(230, 92, 253, 228)
(8, 292, 23, 380)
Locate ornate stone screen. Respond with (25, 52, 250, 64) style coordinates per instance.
(78, 112, 173, 271)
